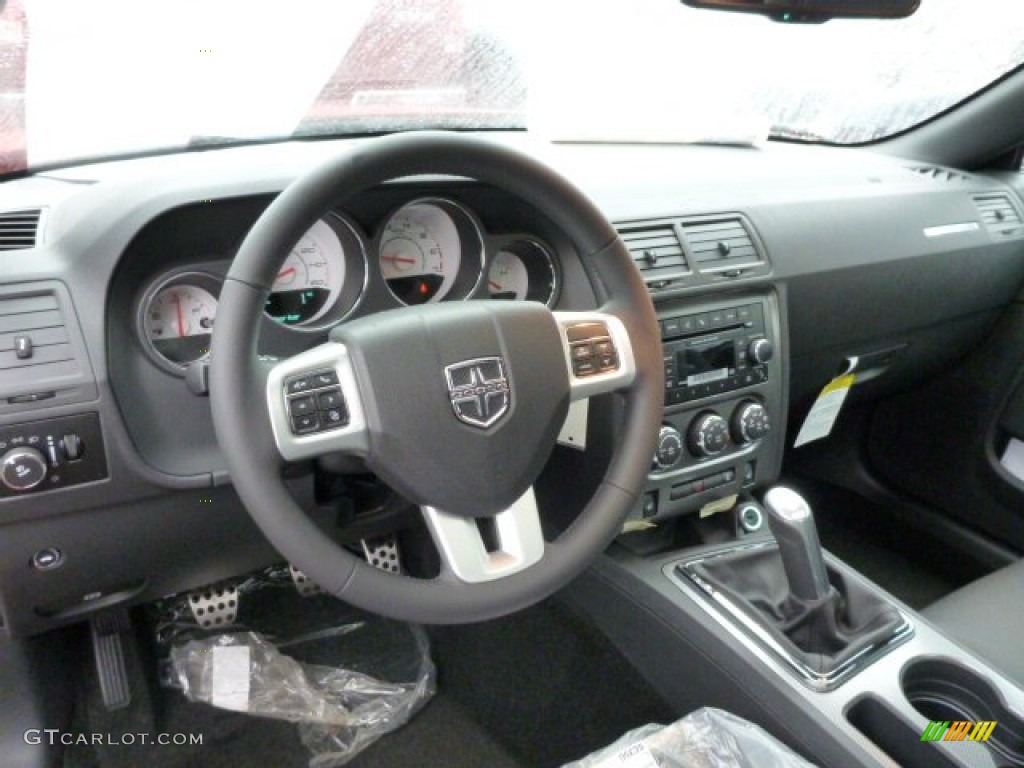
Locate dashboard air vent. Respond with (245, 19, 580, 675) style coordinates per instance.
(0, 208, 42, 251)
(681, 216, 762, 272)
(907, 165, 973, 183)
(617, 222, 689, 284)
(973, 194, 1022, 236)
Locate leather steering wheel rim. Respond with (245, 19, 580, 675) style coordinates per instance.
(209, 132, 663, 624)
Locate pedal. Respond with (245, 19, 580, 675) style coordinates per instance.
(187, 581, 239, 628)
(90, 610, 132, 711)
(362, 535, 402, 574)
(289, 564, 322, 597)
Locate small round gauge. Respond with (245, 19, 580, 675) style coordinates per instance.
(265, 218, 346, 327)
(139, 273, 221, 373)
(379, 201, 463, 305)
(487, 240, 559, 306)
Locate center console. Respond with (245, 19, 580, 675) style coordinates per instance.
(572, 288, 1024, 768)
(632, 292, 785, 523)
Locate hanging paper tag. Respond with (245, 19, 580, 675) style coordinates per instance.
(793, 374, 856, 448)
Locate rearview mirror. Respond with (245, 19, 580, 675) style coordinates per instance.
(680, 0, 920, 23)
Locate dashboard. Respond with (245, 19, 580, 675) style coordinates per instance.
(1, 133, 1024, 636)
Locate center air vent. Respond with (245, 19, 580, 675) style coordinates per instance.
(681, 216, 762, 272)
(617, 222, 689, 284)
(973, 193, 1022, 236)
(0, 208, 42, 251)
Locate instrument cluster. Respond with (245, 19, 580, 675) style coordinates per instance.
(135, 197, 562, 374)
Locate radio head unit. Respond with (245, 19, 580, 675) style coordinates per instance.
(662, 302, 772, 406)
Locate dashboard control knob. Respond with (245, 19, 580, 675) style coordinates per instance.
(748, 337, 774, 365)
(687, 412, 730, 458)
(1, 446, 48, 492)
(653, 425, 684, 471)
(731, 400, 771, 444)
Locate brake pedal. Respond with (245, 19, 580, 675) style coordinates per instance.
(289, 564, 322, 597)
(186, 581, 239, 628)
(362, 535, 402, 574)
(90, 610, 132, 711)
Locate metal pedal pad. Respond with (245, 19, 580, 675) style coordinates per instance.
(362, 535, 402, 574)
(90, 610, 132, 711)
(289, 564, 322, 597)
(187, 582, 239, 628)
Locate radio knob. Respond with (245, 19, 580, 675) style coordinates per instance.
(1, 446, 48, 492)
(731, 400, 771, 444)
(653, 425, 684, 471)
(748, 338, 774, 365)
(687, 412, 730, 458)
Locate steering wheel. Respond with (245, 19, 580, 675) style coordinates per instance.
(209, 132, 663, 624)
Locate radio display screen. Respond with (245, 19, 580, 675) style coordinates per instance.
(677, 341, 735, 386)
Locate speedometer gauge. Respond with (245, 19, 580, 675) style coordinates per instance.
(379, 201, 463, 305)
(265, 218, 346, 327)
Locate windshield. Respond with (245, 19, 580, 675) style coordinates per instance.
(1, 0, 1023, 173)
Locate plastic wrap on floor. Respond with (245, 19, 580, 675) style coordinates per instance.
(561, 708, 816, 768)
(170, 620, 435, 767)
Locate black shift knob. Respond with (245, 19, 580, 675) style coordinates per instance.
(763, 487, 831, 602)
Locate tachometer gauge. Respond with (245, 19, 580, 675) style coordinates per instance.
(265, 218, 346, 327)
(138, 272, 222, 374)
(379, 201, 464, 305)
(487, 240, 559, 306)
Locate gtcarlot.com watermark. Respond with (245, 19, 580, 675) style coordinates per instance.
(24, 730, 203, 747)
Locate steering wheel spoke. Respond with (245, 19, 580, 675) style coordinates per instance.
(422, 487, 545, 583)
(553, 310, 637, 401)
(264, 341, 369, 461)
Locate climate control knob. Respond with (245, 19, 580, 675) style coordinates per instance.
(747, 337, 774, 365)
(687, 412, 730, 458)
(653, 425, 684, 471)
(731, 400, 771, 444)
(1, 446, 48, 492)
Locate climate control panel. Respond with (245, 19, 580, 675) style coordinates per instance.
(0, 412, 107, 498)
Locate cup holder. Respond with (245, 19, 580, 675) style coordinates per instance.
(902, 657, 1024, 765)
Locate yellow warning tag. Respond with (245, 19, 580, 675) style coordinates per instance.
(793, 374, 856, 448)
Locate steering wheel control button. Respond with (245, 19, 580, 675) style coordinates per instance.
(321, 407, 348, 428)
(1, 446, 48, 491)
(567, 323, 620, 379)
(289, 395, 316, 416)
(290, 412, 320, 435)
(285, 375, 313, 395)
(317, 388, 344, 410)
(312, 370, 338, 387)
(282, 369, 350, 436)
(31, 547, 63, 570)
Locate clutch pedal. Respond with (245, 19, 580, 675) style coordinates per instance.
(362, 535, 402, 574)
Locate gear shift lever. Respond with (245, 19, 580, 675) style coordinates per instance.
(763, 487, 831, 602)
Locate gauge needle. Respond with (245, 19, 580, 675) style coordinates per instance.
(174, 294, 185, 337)
(276, 266, 297, 281)
(488, 280, 502, 291)
(382, 255, 417, 264)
